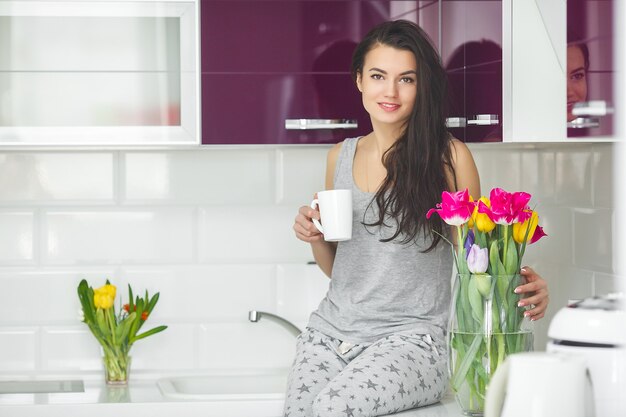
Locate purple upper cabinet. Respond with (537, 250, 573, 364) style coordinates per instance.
(200, 1, 427, 144)
(200, 0, 374, 144)
(442, 0, 503, 143)
(567, 0, 614, 138)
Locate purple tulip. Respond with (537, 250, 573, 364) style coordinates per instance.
(467, 244, 489, 274)
(464, 230, 475, 256)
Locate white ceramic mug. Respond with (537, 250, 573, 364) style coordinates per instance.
(310, 189, 352, 242)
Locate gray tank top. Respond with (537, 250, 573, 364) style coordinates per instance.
(307, 137, 453, 343)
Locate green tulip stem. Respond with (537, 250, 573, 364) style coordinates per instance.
(457, 226, 464, 260)
(496, 334, 506, 368)
(502, 225, 509, 271)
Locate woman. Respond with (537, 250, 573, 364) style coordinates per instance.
(288, 20, 549, 417)
(567, 41, 589, 123)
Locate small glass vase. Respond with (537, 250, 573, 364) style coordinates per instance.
(103, 353, 131, 385)
(448, 273, 533, 416)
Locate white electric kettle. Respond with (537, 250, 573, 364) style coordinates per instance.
(484, 352, 595, 417)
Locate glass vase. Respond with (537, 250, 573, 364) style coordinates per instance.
(448, 273, 533, 416)
(103, 352, 131, 385)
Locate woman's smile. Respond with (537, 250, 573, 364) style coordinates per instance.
(378, 102, 401, 112)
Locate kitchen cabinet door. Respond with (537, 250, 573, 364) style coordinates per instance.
(0, 0, 200, 145)
(567, 0, 614, 139)
(201, 1, 433, 144)
(442, 0, 503, 143)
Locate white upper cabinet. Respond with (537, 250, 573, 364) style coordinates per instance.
(0, 0, 199, 145)
(443, 0, 615, 143)
(502, 0, 567, 142)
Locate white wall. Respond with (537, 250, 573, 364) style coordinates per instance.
(0, 142, 618, 375)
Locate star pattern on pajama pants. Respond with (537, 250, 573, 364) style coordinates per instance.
(283, 328, 447, 417)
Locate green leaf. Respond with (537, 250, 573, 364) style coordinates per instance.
(115, 312, 136, 342)
(504, 238, 518, 275)
(495, 275, 509, 314)
(77, 279, 96, 324)
(475, 230, 488, 249)
(489, 240, 505, 276)
(96, 308, 109, 338)
(147, 292, 160, 314)
(131, 325, 168, 343)
(458, 248, 470, 276)
(459, 274, 472, 332)
(128, 284, 134, 312)
(451, 334, 483, 391)
(468, 277, 484, 324)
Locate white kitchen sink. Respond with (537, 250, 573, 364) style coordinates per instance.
(157, 371, 288, 401)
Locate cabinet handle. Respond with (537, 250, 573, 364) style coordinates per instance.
(285, 119, 358, 130)
(572, 100, 613, 117)
(567, 117, 600, 129)
(445, 117, 467, 128)
(467, 114, 499, 126)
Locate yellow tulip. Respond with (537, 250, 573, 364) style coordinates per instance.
(94, 284, 116, 309)
(471, 197, 496, 233)
(467, 195, 476, 228)
(101, 284, 116, 298)
(513, 211, 539, 244)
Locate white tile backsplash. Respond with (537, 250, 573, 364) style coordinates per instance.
(0, 142, 616, 373)
(555, 148, 594, 206)
(0, 328, 37, 371)
(130, 323, 196, 370)
(0, 269, 116, 325)
(573, 208, 613, 274)
(520, 150, 556, 205)
(120, 265, 277, 320)
(594, 271, 623, 296)
(536, 207, 573, 265)
(0, 153, 114, 203)
(0, 211, 35, 264)
(40, 327, 102, 371)
(276, 264, 329, 323)
(198, 206, 311, 263)
(124, 150, 275, 205)
(468, 147, 521, 194)
(593, 144, 613, 208)
(277, 147, 328, 204)
(43, 209, 195, 264)
(197, 322, 296, 370)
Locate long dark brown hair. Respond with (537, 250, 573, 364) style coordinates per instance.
(351, 20, 455, 252)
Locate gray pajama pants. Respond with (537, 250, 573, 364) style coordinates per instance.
(283, 328, 448, 417)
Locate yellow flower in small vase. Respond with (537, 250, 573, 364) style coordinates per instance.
(77, 279, 167, 385)
(93, 284, 116, 309)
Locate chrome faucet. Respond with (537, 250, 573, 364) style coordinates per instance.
(248, 310, 302, 338)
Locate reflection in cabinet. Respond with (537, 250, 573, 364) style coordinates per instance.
(202, 73, 365, 144)
(442, 0, 502, 142)
(0, 1, 199, 145)
(200, 1, 441, 144)
(567, 0, 614, 138)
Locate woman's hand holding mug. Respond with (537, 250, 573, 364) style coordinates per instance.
(294, 198, 323, 243)
(294, 189, 353, 243)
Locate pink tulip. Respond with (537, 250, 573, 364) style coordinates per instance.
(427, 189, 475, 226)
(477, 188, 532, 225)
(529, 225, 547, 244)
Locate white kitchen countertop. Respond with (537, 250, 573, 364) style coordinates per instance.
(0, 371, 465, 417)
